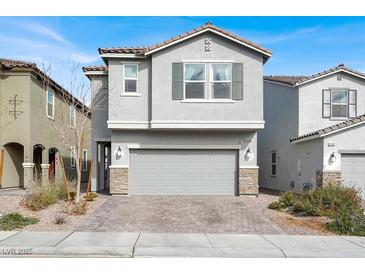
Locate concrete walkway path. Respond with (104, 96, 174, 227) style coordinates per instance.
(0, 231, 364, 258)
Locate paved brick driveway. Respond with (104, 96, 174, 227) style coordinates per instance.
(77, 194, 287, 234)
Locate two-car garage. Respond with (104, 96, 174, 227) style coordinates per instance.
(129, 149, 238, 195)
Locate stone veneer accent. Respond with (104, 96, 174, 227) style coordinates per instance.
(110, 168, 128, 195)
(316, 170, 342, 187)
(239, 168, 259, 195)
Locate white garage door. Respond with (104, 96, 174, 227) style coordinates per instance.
(341, 154, 365, 199)
(129, 149, 237, 195)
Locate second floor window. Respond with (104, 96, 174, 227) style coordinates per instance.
(47, 89, 55, 119)
(123, 64, 138, 93)
(211, 63, 232, 99)
(70, 106, 76, 127)
(184, 63, 206, 99)
(323, 89, 357, 119)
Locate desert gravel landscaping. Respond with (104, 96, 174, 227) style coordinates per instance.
(0, 192, 107, 231)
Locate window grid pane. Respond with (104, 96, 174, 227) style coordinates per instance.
(185, 82, 205, 99)
(125, 79, 137, 92)
(212, 83, 231, 99)
(211, 64, 232, 81)
(184, 64, 205, 81)
(124, 64, 137, 79)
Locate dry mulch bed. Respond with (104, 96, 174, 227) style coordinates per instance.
(0, 194, 107, 231)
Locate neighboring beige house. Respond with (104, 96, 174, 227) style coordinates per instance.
(84, 22, 272, 196)
(0, 58, 91, 189)
(259, 64, 365, 199)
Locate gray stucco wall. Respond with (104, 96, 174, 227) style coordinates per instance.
(151, 32, 264, 122)
(110, 130, 258, 169)
(108, 58, 151, 122)
(106, 32, 264, 125)
(258, 81, 299, 190)
(89, 75, 110, 191)
(298, 73, 365, 135)
(323, 124, 365, 173)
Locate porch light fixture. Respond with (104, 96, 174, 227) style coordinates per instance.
(116, 146, 122, 157)
(329, 152, 337, 163)
(245, 148, 253, 160)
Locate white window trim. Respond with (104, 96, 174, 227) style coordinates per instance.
(46, 89, 55, 120)
(82, 149, 88, 172)
(70, 146, 76, 168)
(183, 63, 206, 100)
(330, 89, 349, 119)
(210, 63, 233, 100)
(69, 105, 76, 128)
(123, 64, 138, 93)
(271, 151, 277, 177)
(182, 62, 235, 101)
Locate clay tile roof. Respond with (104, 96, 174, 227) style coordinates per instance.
(264, 75, 307, 86)
(98, 47, 148, 55)
(82, 65, 108, 72)
(265, 64, 365, 86)
(289, 114, 365, 143)
(0, 58, 37, 69)
(98, 22, 272, 58)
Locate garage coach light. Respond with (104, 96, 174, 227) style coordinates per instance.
(116, 146, 123, 157)
(245, 148, 253, 160)
(329, 152, 337, 164)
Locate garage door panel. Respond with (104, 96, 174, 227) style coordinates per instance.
(129, 149, 237, 195)
(341, 154, 365, 199)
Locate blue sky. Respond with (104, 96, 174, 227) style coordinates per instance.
(0, 16, 364, 87)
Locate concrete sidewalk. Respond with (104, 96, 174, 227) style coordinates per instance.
(0, 231, 364, 258)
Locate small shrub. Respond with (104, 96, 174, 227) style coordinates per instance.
(84, 192, 97, 201)
(23, 183, 68, 211)
(71, 200, 88, 215)
(54, 212, 67, 225)
(0, 213, 39, 230)
(69, 191, 77, 201)
(268, 192, 297, 210)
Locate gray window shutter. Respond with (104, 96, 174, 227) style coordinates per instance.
(172, 63, 183, 100)
(349, 89, 357, 118)
(232, 63, 243, 100)
(322, 89, 331, 118)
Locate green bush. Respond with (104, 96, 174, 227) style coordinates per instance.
(268, 183, 364, 235)
(268, 192, 298, 210)
(0, 213, 39, 230)
(23, 183, 68, 211)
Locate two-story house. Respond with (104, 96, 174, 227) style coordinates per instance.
(259, 64, 365, 198)
(84, 22, 272, 195)
(0, 58, 90, 189)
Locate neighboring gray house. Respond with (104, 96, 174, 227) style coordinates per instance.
(259, 64, 365, 198)
(84, 22, 272, 195)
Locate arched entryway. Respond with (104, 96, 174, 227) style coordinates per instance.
(49, 147, 58, 181)
(1, 142, 24, 188)
(33, 144, 44, 182)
